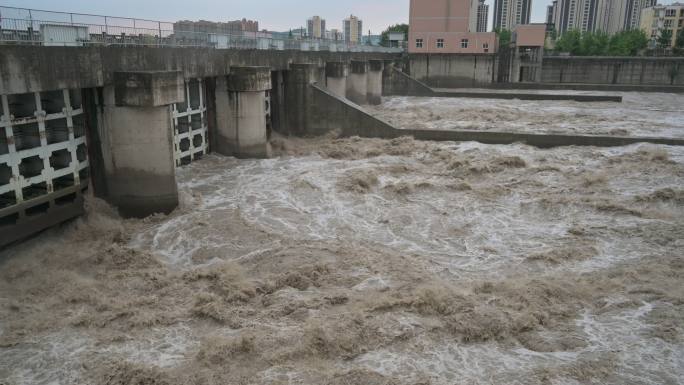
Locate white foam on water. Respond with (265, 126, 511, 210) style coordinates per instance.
(6, 93, 678, 384)
(132, 142, 683, 280)
(0, 331, 91, 385)
(0, 324, 201, 385)
(350, 301, 683, 385)
(103, 324, 199, 369)
(370, 93, 684, 138)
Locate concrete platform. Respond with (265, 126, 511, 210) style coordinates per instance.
(486, 82, 684, 94)
(385, 68, 623, 102)
(431, 88, 623, 102)
(311, 84, 684, 148)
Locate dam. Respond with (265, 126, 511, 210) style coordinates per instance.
(2, 45, 683, 246)
(1, 14, 684, 385)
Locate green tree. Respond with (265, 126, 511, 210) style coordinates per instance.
(675, 28, 684, 55)
(607, 29, 648, 56)
(380, 24, 408, 47)
(553, 29, 648, 56)
(657, 29, 673, 49)
(579, 31, 610, 55)
(555, 29, 582, 54)
(494, 28, 512, 49)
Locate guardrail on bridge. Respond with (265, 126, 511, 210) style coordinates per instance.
(0, 6, 403, 53)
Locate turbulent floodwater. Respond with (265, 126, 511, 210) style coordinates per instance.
(367, 92, 684, 138)
(1, 97, 684, 384)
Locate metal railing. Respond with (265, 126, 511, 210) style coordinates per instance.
(0, 6, 404, 52)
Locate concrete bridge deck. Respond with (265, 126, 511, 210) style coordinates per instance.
(0, 46, 401, 95)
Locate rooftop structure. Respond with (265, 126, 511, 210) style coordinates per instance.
(173, 18, 259, 35)
(408, 0, 497, 53)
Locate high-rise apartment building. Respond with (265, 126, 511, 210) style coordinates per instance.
(595, 0, 656, 34)
(547, 0, 557, 26)
(344, 15, 363, 43)
(553, 0, 656, 35)
(409, 0, 496, 53)
(493, 0, 532, 30)
(552, 0, 593, 34)
(477, 0, 490, 32)
(626, 0, 658, 30)
(307, 16, 326, 39)
(640, 3, 684, 47)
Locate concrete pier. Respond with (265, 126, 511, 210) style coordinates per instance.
(347, 60, 368, 105)
(367, 60, 384, 105)
(215, 66, 272, 158)
(325, 62, 348, 98)
(283, 63, 317, 136)
(102, 71, 183, 217)
(382, 59, 395, 96)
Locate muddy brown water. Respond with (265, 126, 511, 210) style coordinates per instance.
(367, 92, 684, 138)
(1, 108, 683, 384)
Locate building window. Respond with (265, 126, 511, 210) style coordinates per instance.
(665, 9, 676, 17)
(416, 38, 423, 48)
(461, 39, 469, 49)
(436, 38, 445, 48)
(664, 19, 674, 28)
(483, 42, 489, 53)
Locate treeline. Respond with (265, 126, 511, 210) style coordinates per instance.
(380, 24, 408, 47)
(553, 29, 684, 56)
(554, 30, 648, 56)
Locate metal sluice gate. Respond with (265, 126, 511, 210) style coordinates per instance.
(172, 78, 209, 167)
(0, 89, 90, 246)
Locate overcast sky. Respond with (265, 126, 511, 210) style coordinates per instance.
(3, 0, 679, 34)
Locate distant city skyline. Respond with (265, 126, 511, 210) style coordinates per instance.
(3, 0, 681, 34)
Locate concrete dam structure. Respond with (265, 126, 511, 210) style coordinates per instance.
(3, 43, 684, 385)
(3, 6, 684, 384)
(1, 45, 683, 247)
(0, 47, 400, 247)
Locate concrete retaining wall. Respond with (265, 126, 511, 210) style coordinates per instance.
(488, 82, 684, 93)
(310, 84, 398, 137)
(0, 46, 402, 95)
(407, 54, 684, 88)
(541, 57, 684, 86)
(408, 54, 497, 88)
(383, 67, 436, 97)
(384, 67, 622, 102)
(310, 84, 683, 148)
